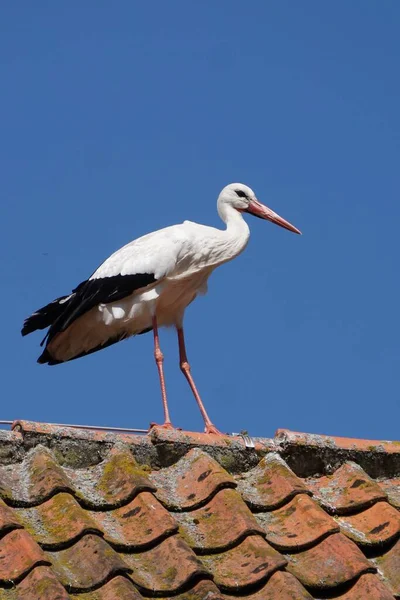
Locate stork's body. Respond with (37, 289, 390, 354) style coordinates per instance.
(22, 183, 300, 433)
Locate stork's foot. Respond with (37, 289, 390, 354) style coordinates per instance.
(204, 423, 223, 435)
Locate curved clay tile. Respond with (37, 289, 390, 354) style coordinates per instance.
(0, 529, 50, 582)
(151, 448, 235, 510)
(236, 453, 309, 510)
(175, 488, 263, 551)
(256, 493, 339, 551)
(338, 501, 400, 547)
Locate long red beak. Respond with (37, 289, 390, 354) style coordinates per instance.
(246, 199, 301, 234)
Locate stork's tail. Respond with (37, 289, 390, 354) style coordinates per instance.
(21, 294, 74, 337)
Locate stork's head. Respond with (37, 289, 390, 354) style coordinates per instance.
(218, 182, 301, 234)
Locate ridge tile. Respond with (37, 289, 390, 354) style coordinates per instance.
(338, 501, 400, 546)
(123, 534, 209, 592)
(285, 532, 374, 588)
(306, 462, 387, 514)
(256, 493, 339, 550)
(175, 488, 263, 551)
(236, 453, 309, 510)
(151, 448, 235, 510)
(47, 533, 130, 591)
(201, 534, 286, 591)
(0, 529, 49, 582)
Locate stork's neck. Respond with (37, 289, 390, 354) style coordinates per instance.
(216, 202, 250, 263)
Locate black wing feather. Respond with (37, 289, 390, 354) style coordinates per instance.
(22, 273, 156, 345)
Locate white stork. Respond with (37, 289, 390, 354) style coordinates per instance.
(22, 183, 300, 434)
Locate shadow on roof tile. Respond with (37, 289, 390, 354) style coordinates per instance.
(223, 570, 313, 599)
(0, 565, 69, 600)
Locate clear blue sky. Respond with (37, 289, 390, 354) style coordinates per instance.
(2, 2, 399, 440)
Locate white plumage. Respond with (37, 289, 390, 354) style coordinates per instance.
(22, 182, 300, 433)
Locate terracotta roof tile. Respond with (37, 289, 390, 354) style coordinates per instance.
(47, 533, 130, 591)
(0, 422, 398, 599)
(236, 452, 310, 509)
(151, 447, 236, 510)
(337, 500, 400, 546)
(256, 493, 339, 550)
(379, 477, 400, 509)
(230, 570, 313, 599)
(373, 537, 400, 597)
(0, 529, 49, 582)
(71, 576, 144, 600)
(0, 565, 69, 599)
(306, 461, 387, 514)
(88, 491, 178, 548)
(285, 532, 374, 588)
(202, 534, 286, 591)
(165, 579, 223, 599)
(327, 573, 396, 600)
(122, 534, 209, 592)
(175, 488, 263, 551)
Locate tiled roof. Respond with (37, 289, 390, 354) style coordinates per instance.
(0, 421, 399, 599)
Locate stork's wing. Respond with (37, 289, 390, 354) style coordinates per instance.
(22, 225, 183, 346)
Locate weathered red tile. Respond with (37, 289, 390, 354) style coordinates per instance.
(236, 453, 309, 510)
(90, 491, 178, 547)
(373, 537, 400, 597)
(285, 532, 374, 588)
(0, 446, 73, 505)
(5, 565, 70, 600)
(68, 446, 156, 508)
(47, 533, 130, 591)
(123, 534, 208, 592)
(201, 534, 286, 590)
(307, 462, 387, 514)
(72, 575, 144, 599)
(16, 492, 99, 546)
(256, 493, 339, 550)
(165, 580, 223, 600)
(0, 529, 49, 582)
(330, 572, 396, 599)
(151, 448, 235, 510)
(379, 478, 400, 509)
(275, 429, 400, 454)
(224, 570, 313, 599)
(176, 488, 263, 551)
(338, 501, 400, 546)
(0, 497, 22, 535)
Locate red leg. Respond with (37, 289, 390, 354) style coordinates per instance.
(150, 316, 174, 430)
(177, 327, 222, 434)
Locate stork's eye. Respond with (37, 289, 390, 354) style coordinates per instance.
(235, 190, 247, 198)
